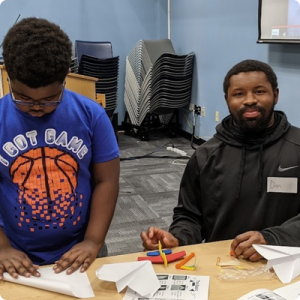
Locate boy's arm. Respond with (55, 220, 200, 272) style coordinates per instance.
(84, 157, 120, 251)
(54, 157, 120, 274)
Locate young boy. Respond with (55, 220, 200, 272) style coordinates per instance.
(0, 17, 120, 279)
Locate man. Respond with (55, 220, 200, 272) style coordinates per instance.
(0, 18, 120, 278)
(141, 59, 300, 261)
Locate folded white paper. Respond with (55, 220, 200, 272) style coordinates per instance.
(253, 244, 300, 283)
(96, 260, 160, 297)
(3, 267, 95, 298)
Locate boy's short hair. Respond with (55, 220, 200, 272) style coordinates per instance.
(2, 17, 72, 88)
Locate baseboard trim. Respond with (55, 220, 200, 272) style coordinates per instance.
(177, 129, 206, 146)
(117, 124, 206, 146)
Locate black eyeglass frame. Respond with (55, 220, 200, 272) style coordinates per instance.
(8, 78, 65, 107)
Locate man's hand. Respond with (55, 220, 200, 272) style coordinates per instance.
(53, 240, 100, 275)
(140, 226, 179, 250)
(0, 246, 40, 279)
(230, 231, 267, 261)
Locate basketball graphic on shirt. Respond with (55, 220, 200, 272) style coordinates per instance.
(9, 147, 82, 232)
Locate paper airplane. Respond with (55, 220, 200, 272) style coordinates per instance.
(96, 260, 160, 297)
(3, 267, 94, 298)
(253, 244, 300, 283)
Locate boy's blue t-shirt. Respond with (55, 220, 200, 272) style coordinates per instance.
(0, 89, 119, 265)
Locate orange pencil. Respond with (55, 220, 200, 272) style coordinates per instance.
(175, 252, 195, 269)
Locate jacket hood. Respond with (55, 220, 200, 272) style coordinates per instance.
(214, 111, 290, 149)
(213, 111, 291, 199)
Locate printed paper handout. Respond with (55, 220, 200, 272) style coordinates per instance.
(123, 273, 210, 300)
(237, 280, 300, 300)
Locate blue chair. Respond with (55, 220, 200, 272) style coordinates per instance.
(75, 40, 113, 64)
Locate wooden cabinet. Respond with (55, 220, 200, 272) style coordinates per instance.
(0, 65, 98, 101)
(0, 65, 9, 97)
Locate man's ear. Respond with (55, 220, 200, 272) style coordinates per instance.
(224, 94, 228, 103)
(274, 88, 279, 105)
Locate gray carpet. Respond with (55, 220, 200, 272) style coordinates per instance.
(105, 132, 196, 256)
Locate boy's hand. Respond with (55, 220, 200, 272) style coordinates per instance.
(0, 246, 40, 279)
(53, 240, 100, 274)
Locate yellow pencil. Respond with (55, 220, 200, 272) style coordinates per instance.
(158, 241, 168, 267)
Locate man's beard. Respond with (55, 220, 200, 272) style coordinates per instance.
(230, 105, 275, 134)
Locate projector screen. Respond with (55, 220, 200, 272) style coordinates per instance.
(258, 0, 300, 43)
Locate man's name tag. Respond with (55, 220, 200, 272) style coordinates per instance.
(267, 177, 298, 193)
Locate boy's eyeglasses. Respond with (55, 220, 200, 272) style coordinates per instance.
(8, 78, 65, 107)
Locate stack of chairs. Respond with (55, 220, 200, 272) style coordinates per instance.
(70, 57, 78, 73)
(75, 40, 119, 119)
(123, 39, 195, 141)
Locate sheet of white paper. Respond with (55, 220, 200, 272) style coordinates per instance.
(253, 245, 294, 259)
(271, 260, 300, 284)
(3, 267, 95, 298)
(237, 288, 286, 300)
(266, 255, 300, 270)
(237, 279, 300, 300)
(274, 280, 300, 300)
(96, 260, 160, 297)
(253, 245, 300, 284)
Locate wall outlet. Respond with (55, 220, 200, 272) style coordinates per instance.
(194, 105, 201, 115)
(201, 107, 205, 117)
(215, 111, 220, 122)
(189, 103, 201, 115)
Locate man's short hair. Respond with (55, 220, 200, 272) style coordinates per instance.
(223, 59, 278, 96)
(2, 17, 72, 88)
